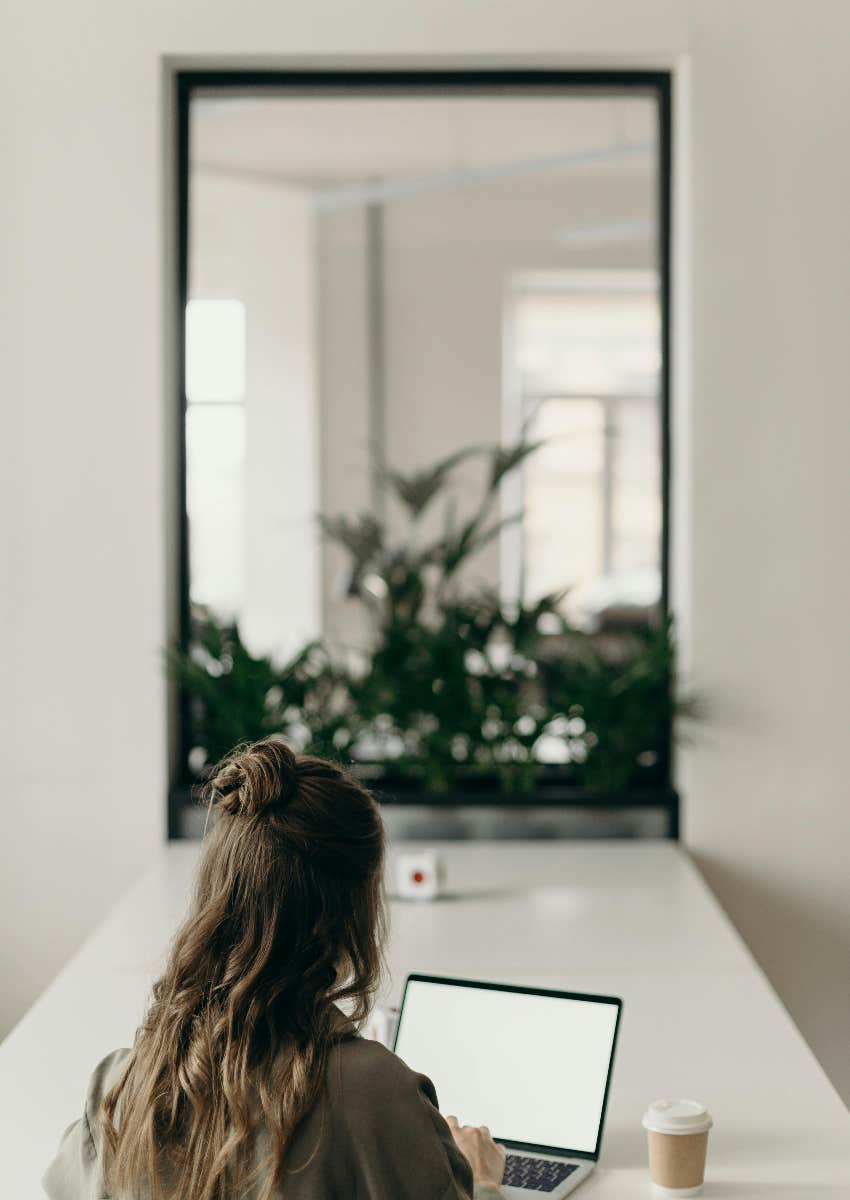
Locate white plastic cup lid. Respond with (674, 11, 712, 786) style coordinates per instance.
(642, 1099, 713, 1135)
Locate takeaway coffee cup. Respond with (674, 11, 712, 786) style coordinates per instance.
(642, 1099, 713, 1196)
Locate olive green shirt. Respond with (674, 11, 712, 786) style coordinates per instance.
(43, 1037, 503, 1199)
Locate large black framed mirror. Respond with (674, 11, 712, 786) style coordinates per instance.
(171, 70, 673, 839)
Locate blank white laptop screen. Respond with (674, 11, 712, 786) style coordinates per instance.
(394, 978, 620, 1154)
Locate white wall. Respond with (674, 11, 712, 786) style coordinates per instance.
(317, 206, 374, 648)
(681, 0, 850, 1103)
(191, 169, 320, 663)
(1, 0, 848, 1105)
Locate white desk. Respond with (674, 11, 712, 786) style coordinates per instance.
(1, 841, 847, 1197)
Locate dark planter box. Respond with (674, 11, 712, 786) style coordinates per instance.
(169, 767, 677, 840)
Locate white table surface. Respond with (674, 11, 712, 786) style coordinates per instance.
(1, 840, 847, 1198)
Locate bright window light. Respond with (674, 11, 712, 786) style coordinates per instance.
(185, 298, 246, 402)
(503, 274, 662, 626)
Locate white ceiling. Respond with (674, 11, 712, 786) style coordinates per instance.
(190, 93, 657, 187)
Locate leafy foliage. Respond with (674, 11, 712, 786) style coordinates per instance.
(170, 439, 678, 795)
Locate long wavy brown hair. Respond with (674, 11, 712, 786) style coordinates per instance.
(100, 738, 386, 1200)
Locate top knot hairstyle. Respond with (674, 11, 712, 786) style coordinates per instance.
(101, 739, 386, 1200)
(209, 737, 300, 819)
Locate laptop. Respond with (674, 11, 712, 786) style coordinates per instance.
(393, 974, 622, 1197)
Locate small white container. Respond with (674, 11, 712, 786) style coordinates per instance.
(394, 849, 443, 900)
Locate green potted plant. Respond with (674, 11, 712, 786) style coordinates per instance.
(169, 436, 681, 822)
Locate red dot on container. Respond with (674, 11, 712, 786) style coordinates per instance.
(412, 870, 426, 884)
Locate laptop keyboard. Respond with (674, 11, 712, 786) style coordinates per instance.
(502, 1154, 578, 1192)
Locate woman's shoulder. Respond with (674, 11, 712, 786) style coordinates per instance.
(331, 1033, 419, 1085)
(81, 1048, 132, 1138)
(42, 1050, 132, 1198)
(328, 1034, 436, 1110)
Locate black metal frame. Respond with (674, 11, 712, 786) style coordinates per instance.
(394, 973, 622, 1161)
(170, 68, 674, 838)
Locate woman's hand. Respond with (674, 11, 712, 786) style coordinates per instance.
(445, 1116, 507, 1189)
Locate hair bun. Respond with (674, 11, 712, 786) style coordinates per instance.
(209, 738, 299, 819)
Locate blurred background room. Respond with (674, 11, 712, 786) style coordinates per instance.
(176, 84, 673, 841)
(1, 1, 848, 1192)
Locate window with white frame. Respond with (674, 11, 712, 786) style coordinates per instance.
(502, 272, 662, 630)
(184, 298, 247, 621)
